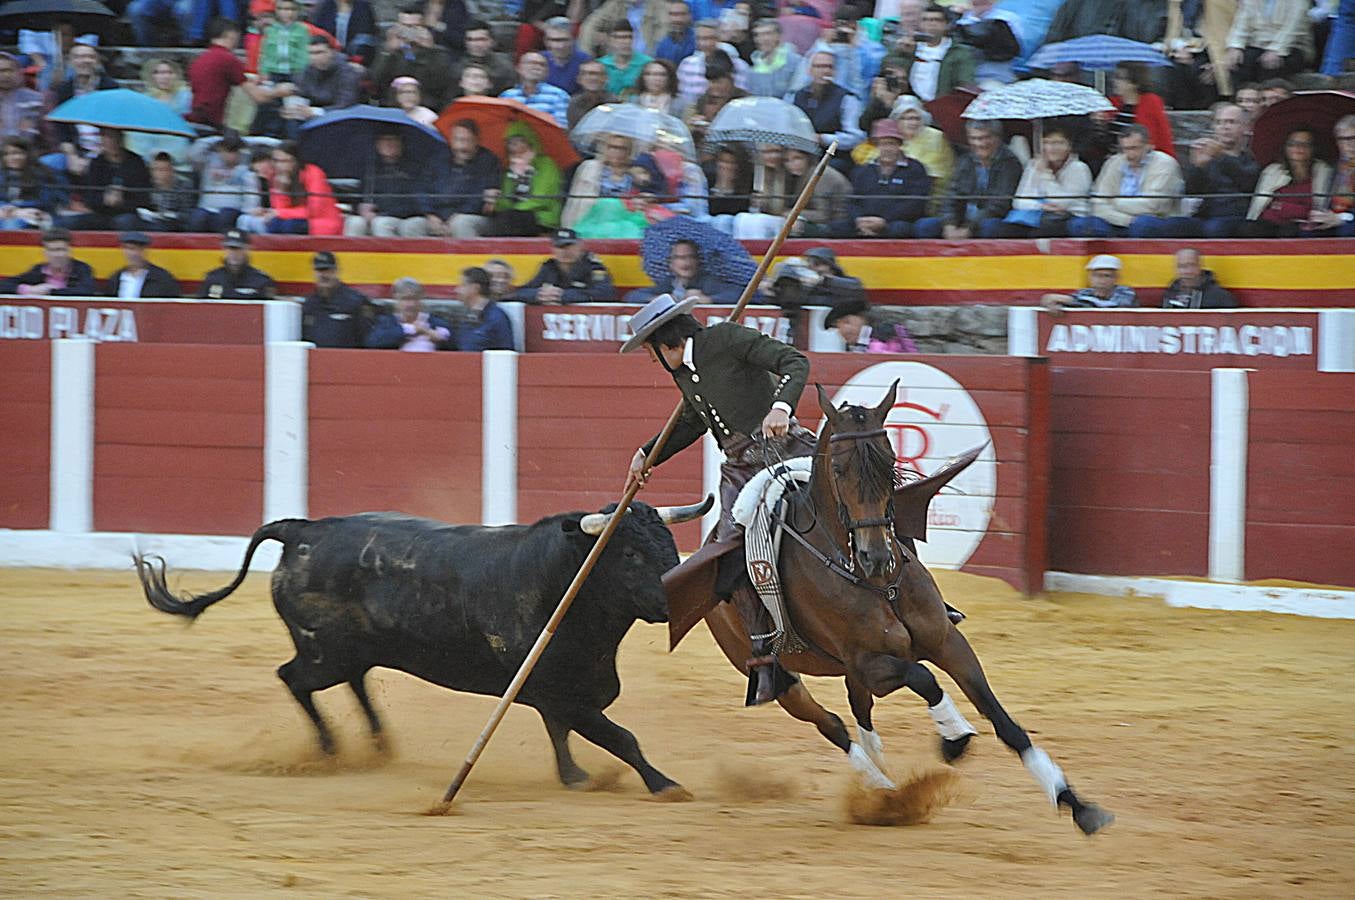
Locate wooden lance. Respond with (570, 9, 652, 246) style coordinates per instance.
(431, 143, 840, 812)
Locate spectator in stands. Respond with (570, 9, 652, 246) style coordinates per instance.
(787, 148, 851, 237)
(716, 5, 752, 62)
(853, 98, 952, 210)
(489, 123, 562, 235)
(453, 21, 516, 96)
(371, 17, 457, 110)
(346, 130, 442, 237)
(1068, 124, 1184, 238)
(1240, 126, 1334, 237)
(302, 250, 378, 346)
(120, 152, 196, 233)
(791, 4, 883, 102)
(835, 119, 928, 238)
(599, 20, 654, 95)
(126, 0, 190, 46)
(792, 51, 865, 157)
(1321, 0, 1355, 77)
(1161, 248, 1238, 309)
(48, 44, 117, 174)
(0, 137, 63, 232)
(391, 76, 439, 126)
(1260, 77, 1295, 108)
(677, 21, 748, 111)
(1041, 255, 1136, 310)
(1110, 63, 1175, 159)
(655, 1, 696, 64)
(746, 18, 801, 100)
(238, 140, 343, 235)
(562, 133, 637, 229)
(1226, 0, 1313, 84)
(189, 132, 260, 234)
(890, 3, 976, 103)
(126, 60, 192, 170)
(198, 229, 278, 299)
(1306, 114, 1355, 237)
(59, 129, 151, 232)
(704, 145, 752, 228)
(514, 228, 617, 303)
(451, 62, 494, 101)
(915, 118, 1022, 240)
(189, 19, 251, 131)
(310, 0, 379, 65)
(422, 0, 470, 56)
(288, 35, 364, 128)
(0, 227, 96, 295)
(857, 56, 912, 139)
(1235, 82, 1264, 123)
(366, 276, 453, 350)
(581, 0, 668, 60)
(0, 53, 44, 147)
(1164, 36, 1220, 113)
(624, 237, 742, 303)
(260, 0, 312, 83)
(568, 60, 616, 129)
(1154, 103, 1260, 239)
(542, 18, 592, 95)
(104, 232, 182, 299)
(954, 0, 1022, 86)
(685, 55, 746, 145)
(624, 59, 682, 114)
(825, 296, 918, 353)
(484, 258, 516, 300)
(730, 144, 789, 237)
(444, 118, 502, 238)
(502, 52, 572, 127)
(451, 266, 515, 351)
(995, 126, 1091, 238)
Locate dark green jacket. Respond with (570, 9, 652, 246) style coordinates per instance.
(643, 322, 810, 466)
(886, 41, 977, 99)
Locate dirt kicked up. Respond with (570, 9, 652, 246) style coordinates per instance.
(2, 567, 1352, 897)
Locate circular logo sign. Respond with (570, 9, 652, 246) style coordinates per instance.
(827, 362, 997, 570)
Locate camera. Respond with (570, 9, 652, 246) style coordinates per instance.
(833, 26, 852, 44)
(884, 73, 902, 92)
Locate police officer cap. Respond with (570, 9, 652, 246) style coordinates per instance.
(119, 231, 151, 246)
(223, 229, 249, 248)
(312, 250, 338, 270)
(551, 228, 580, 246)
(803, 247, 838, 267)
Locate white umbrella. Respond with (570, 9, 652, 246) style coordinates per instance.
(705, 96, 820, 155)
(570, 103, 697, 161)
(961, 78, 1114, 150)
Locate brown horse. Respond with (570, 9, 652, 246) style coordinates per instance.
(700, 382, 1114, 836)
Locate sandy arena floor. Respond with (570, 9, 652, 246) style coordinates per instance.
(1, 566, 1352, 898)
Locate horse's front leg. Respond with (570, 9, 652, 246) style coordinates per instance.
(929, 627, 1115, 836)
(846, 676, 888, 774)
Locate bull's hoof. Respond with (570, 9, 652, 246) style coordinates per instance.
(940, 733, 973, 763)
(1073, 803, 1115, 836)
(561, 770, 593, 790)
(651, 785, 694, 803)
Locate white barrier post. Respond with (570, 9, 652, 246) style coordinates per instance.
(1007, 307, 1040, 357)
(1318, 309, 1355, 373)
(498, 301, 527, 352)
(50, 337, 95, 533)
(264, 341, 311, 522)
(804, 306, 844, 351)
(702, 432, 721, 538)
(481, 350, 518, 526)
(1209, 368, 1250, 582)
(262, 299, 302, 344)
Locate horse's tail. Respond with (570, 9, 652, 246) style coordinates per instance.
(135, 519, 306, 620)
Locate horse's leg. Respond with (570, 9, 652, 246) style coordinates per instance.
(778, 680, 895, 790)
(851, 634, 980, 763)
(846, 676, 888, 773)
(930, 629, 1115, 836)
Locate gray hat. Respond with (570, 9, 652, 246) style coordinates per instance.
(119, 231, 151, 246)
(620, 293, 700, 354)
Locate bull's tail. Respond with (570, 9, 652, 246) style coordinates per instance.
(135, 519, 306, 620)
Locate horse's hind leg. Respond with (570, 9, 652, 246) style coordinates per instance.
(778, 681, 895, 790)
(931, 629, 1115, 836)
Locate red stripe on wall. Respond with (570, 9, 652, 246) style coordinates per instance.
(0, 342, 50, 528)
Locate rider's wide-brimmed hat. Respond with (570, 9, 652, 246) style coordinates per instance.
(620, 293, 700, 354)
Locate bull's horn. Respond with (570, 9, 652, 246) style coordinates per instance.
(656, 495, 715, 525)
(579, 507, 633, 535)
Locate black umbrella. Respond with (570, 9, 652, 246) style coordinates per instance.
(0, 0, 117, 32)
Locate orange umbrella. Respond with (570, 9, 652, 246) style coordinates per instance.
(435, 96, 579, 169)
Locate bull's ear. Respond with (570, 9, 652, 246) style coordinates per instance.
(561, 517, 582, 534)
(815, 383, 839, 424)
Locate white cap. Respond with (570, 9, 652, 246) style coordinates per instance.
(1086, 254, 1122, 271)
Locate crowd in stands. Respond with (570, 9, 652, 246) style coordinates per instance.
(0, 0, 1352, 244)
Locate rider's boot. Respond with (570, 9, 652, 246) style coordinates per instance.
(946, 604, 965, 624)
(734, 585, 778, 706)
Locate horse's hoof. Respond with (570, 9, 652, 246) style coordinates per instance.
(940, 733, 973, 763)
(1074, 803, 1116, 836)
(651, 785, 694, 803)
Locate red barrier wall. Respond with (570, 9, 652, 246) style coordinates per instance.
(0, 342, 50, 529)
(308, 351, 483, 523)
(1049, 368, 1212, 577)
(0, 298, 270, 344)
(1245, 372, 1355, 586)
(92, 345, 264, 534)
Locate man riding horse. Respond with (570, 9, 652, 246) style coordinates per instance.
(621, 294, 961, 705)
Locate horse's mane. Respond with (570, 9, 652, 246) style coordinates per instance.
(835, 405, 906, 503)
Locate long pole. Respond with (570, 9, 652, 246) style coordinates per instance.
(431, 143, 839, 813)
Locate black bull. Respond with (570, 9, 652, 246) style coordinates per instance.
(137, 499, 710, 797)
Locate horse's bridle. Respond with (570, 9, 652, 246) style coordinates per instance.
(827, 427, 897, 533)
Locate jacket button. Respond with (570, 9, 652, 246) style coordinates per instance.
(693, 394, 702, 402)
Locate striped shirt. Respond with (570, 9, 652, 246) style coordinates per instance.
(500, 82, 572, 127)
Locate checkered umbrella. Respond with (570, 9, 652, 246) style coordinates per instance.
(705, 96, 820, 155)
(640, 217, 758, 289)
(1025, 35, 1170, 73)
(570, 103, 697, 161)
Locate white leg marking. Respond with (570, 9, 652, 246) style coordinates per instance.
(848, 743, 898, 790)
(1020, 746, 1068, 806)
(928, 693, 979, 741)
(856, 725, 887, 771)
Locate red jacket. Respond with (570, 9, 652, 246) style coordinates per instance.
(270, 163, 343, 235)
(1112, 92, 1176, 159)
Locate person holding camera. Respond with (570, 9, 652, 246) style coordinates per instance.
(858, 58, 911, 138)
(371, 13, 457, 110)
(955, 0, 1023, 86)
(889, 3, 976, 102)
(789, 4, 883, 101)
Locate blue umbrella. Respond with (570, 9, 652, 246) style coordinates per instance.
(641, 217, 758, 289)
(1025, 34, 1169, 73)
(46, 88, 195, 137)
(296, 105, 450, 181)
